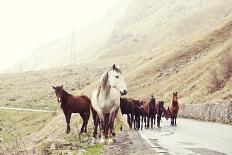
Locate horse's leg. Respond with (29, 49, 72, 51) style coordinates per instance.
(133, 113, 137, 130)
(80, 112, 86, 133)
(93, 115, 98, 138)
(171, 116, 174, 126)
(157, 115, 161, 128)
(91, 108, 99, 139)
(150, 116, 153, 129)
(98, 112, 105, 143)
(131, 113, 134, 129)
(112, 119, 116, 137)
(154, 114, 156, 126)
(108, 111, 115, 139)
(174, 115, 177, 126)
(139, 115, 143, 130)
(144, 116, 147, 128)
(147, 115, 150, 128)
(103, 114, 107, 139)
(127, 114, 132, 128)
(84, 110, 90, 133)
(65, 112, 71, 134)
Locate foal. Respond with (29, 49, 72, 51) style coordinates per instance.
(53, 85, 91, 133)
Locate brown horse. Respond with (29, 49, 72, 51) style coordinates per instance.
(142, 95, 156, 129)
(52, 85, 91, 133)
(168, 92, 179, 126)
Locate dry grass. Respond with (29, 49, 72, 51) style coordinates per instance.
(208, 48, 232, 93)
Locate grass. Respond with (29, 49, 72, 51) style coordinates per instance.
(0, 109, 56, 143)
(83, 144, 104, 155)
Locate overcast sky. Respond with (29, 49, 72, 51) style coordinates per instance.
(0, 0, 121, 71)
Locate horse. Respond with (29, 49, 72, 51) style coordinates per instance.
(168, 92, 179, 126)
(91, 64, 129, 143)
(52, 85, 91, 133)
(120, 97, 133, 129)
(156, 101, 169, 128)
(133, 99, 144, 130)
(120, 97, 143, 130)
(142, 95, 156, 129)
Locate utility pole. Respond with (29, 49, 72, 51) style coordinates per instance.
(70, 30, 77, 66)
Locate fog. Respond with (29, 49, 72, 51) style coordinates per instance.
(0, 0, 121, 71)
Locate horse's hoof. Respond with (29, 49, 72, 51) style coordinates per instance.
(100, 138, 105, 144)
(66, 130, 70, 134)
(91, 137, 97, 144)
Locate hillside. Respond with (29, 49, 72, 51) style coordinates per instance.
(6, 0, 232, 73)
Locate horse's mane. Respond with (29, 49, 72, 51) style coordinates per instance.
(60, 89, 71, 104)
(97, 67, 122, 99)
(96, 67, 122, 100)
(96, 69, 110, 99)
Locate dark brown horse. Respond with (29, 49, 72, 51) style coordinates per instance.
(120, 97, 144, 130)
(52, 85, 91, 133)
(133, 99, 144, 130)
(156, 101, 169, 128)
(168, 92, 179, 126)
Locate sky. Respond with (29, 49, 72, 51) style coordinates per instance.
(0, 0, 119, 71)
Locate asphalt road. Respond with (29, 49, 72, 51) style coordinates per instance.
(139, 118, 232, 155)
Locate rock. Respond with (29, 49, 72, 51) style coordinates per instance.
(7, 97, 17, 101)
(50, 143, 56, 150)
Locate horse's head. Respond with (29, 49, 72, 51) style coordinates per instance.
(149, 95, 156, 105)
(173, 92, 178, 102)
(108, 64, 127, 96)
(52, 85, 64, 103)
(134, 99, 143, 108)
(158, 101, 169, 120)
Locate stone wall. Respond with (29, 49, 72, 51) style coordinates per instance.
(178, 101, 232, 124)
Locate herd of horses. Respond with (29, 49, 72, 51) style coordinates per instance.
(52, 64, 179, 143)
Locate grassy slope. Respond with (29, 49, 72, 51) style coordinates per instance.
(0, 64, 111, 110)
(0, 110, 56, 143)
(120, 16, 232, 104)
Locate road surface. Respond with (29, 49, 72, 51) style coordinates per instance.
(139, 118, 232, 155)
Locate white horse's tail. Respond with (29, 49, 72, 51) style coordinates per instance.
(116, 107, 130, 130)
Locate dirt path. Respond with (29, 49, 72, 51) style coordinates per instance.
(0, 106, 55, 113)
(103, 130, 157, 155)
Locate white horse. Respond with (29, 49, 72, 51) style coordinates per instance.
(91, 64, 130, 143)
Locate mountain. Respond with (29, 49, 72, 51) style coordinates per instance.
(6, 0, 232, 75)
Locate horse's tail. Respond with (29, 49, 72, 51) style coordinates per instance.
(116, 107, 130, 130)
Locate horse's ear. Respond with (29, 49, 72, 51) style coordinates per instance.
(112, 64, 116, 70)
(61, 84, 63, 88)
(173, 92, 175, 95)
(52, 86, 55, 89)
